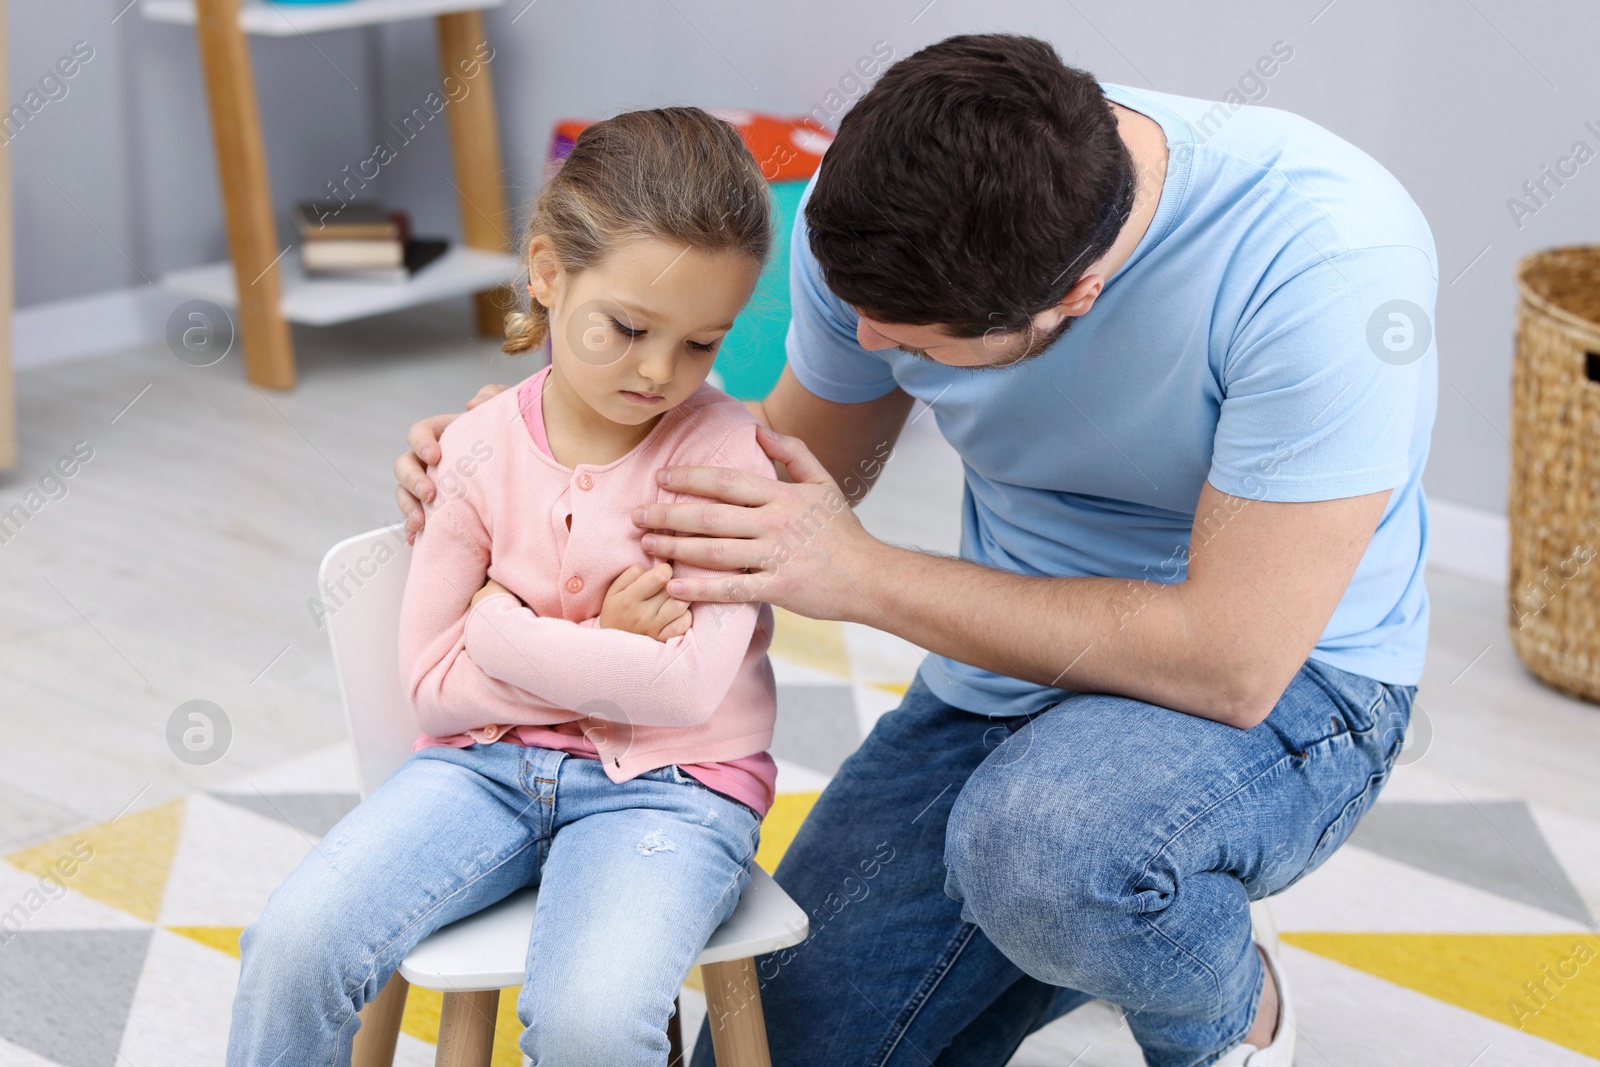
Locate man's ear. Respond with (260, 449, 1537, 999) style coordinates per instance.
(527, 235, 562, 308)
(1054, 273, 1104, 318)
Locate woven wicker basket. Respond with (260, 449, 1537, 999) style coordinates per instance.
(1509, 246, 1600, 703)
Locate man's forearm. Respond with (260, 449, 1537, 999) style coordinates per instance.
(846, 540, 1278, 727)
(648, 453, 1378, 724)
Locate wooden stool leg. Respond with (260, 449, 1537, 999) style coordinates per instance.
(351, 972, 409, 1067)
(667, 993, 684, 1065)
(435, 10, 513, 339)
(701, 957, 771, 1067)
(435, 989, 499, 1067)
(193, 0, 295, 388)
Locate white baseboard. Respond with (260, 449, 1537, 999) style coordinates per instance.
(1428, 497, 1507, 586)
(12, 284, 184, 371)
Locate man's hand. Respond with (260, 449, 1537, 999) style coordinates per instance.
(599, 562, 693, 642)
(631, 425, 885, 621)
(395, 384, 508, 544)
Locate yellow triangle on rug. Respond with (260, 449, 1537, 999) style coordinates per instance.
(1285, 932, 1600, 1058)
(167, 924, 244, 959)
(755, 791, 820, 874)
(770, 608, 851, 678)
(6, 799, 185, 923)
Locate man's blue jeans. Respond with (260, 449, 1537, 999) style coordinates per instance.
(693, 657, 1412, 1067)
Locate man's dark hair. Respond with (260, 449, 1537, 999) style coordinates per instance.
(805, 34, 1136, 338)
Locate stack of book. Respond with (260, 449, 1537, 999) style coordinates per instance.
(293, 201, 449, 284)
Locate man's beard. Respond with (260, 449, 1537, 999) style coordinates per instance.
(896, 312, 1076, 369)
(978, 312, 1076, 369)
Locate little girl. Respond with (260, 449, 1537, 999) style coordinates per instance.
(228, 107, 779, 1066)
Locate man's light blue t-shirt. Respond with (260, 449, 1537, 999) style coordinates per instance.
(784, 82, 1438, 718)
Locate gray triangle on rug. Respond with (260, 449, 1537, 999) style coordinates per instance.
(208, 792, 361, 839)
(0, 929, 153, 1067)
(1349, 799, 1593, 925)
(772, 684, 860, 775)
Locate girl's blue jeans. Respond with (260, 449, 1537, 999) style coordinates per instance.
(226, 742, 761, 1067)
(690, 657, 1414, 1067)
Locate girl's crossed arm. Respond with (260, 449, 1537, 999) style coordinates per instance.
(463, 581, 762, 730)
(398, 488, 572, 739)
(463, 426, 773, 730)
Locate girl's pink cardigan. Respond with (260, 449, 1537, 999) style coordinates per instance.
(398, 371, 779, 809)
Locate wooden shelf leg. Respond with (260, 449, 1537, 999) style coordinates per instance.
(194, 0, 295, 389)
(436, 10, 513, 341)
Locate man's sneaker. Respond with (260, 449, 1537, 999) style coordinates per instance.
(1213, 900, 1296, 1065)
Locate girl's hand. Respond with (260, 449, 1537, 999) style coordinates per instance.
(396, 383, 510, 544)
(470, 577, 514, 609)
(598, 562, 692, 642)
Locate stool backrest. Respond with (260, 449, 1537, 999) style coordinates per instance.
(318, 525, 416, 799)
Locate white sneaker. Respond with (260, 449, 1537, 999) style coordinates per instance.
(1213, 900, 1296, 1066)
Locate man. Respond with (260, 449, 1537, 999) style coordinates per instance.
(395, 34, 1434, 1067)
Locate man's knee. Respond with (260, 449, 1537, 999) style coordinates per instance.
(945, 739, 1128, 934)
(942, 704, 1182, 978)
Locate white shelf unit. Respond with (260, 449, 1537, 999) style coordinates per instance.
(142, 0, 506, 36)
(162, 247, 520, 327)
(142, 0, 513, 386)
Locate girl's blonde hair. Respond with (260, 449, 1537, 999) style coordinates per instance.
(503, 107, 774, 354)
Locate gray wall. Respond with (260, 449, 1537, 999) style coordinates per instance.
(11, 0, 1600, 513)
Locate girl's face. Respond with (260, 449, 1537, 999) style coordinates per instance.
(530, 236, 762, 427)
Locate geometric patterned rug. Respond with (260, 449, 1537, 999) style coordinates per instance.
(3, 608, 1598, 1066)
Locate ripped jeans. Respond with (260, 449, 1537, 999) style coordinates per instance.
(226, 742, 761, 1067)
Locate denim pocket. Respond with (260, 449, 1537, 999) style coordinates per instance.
(1300, 768, 1387, 879)
(1376, 686, 1416, 765)
(1306, 660, 1388, 735)
(1271, 660, 1389, 759)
